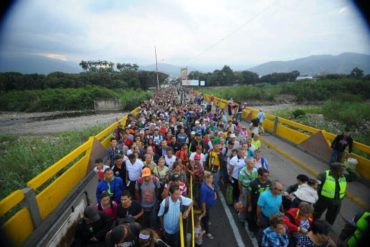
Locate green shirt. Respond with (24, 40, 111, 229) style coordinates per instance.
(239, 167, 258, 188)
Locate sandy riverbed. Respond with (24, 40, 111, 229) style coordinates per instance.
(0, 111, 126, 135)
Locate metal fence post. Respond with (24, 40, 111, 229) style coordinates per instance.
(273, 117, 279, 135)
(22, 187, 42, 228)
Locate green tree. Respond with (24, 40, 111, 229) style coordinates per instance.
(79, 60, 89, 71)
(350, 67, 364, 79)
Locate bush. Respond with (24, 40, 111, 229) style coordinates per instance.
(0, 86, 152, 112)
(323, 101, 370, 127)
(0, 125, 105, 200)
(292, 109, 306, 118)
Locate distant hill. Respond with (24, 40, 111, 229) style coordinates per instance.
(140, 63, 201, 77)
(140, 63, 182, 77)
(248, 52, 370, 76)
(0, 53, 81, 74)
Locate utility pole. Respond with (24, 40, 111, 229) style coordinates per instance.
(155, 46, 159, 90)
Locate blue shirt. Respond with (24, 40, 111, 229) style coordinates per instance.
(200, 183, 216, 206)
(261, 227, 289, 247)
(257, 189, 282, 217)
(157, 196, 192, 234)
(96, 176, 125, 203)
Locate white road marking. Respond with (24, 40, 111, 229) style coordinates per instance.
(218, 191, 246, 247)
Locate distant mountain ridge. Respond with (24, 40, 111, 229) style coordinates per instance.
(248, 52, 370, 76)
(1, 52, 369, 76)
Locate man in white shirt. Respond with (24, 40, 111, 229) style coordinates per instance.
(125, 154, 144, 199)
(164, 147, 176, 169)
(228, 149, 246, 203)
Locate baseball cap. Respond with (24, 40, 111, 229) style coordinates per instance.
(230, 133, 236, 138)
(191, 131, 196, 135)
(142, 167, 151, 177)
(194, 153, 201, 160)
(84, 205, 100, 222)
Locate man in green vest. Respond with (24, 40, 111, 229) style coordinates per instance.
(314, 163, 347, 225)
(338, 211, 370, 247)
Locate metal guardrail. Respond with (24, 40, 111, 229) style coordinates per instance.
(195, 90, 370, 180)
(0, 107, 140, 246)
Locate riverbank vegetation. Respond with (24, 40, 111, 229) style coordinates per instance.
(200, 77, 370, 145)
(0, 125, 105, 200)
(0, 86, 152, 112)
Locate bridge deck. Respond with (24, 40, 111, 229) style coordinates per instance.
(81, 118, 369, 247)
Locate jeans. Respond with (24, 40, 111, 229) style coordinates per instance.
(330, 149, 343, 163)
(212, 170, 220, 192)
(314, 197, 342, 225)
(238, 187, 249, 222)
(231, 177, 240, 203)
(164, 232, 179, 247)
(142, 206, 157, 228)
(201, 205, 211, 234)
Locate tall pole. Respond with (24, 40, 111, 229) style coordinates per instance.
(155, 46, 159, 90)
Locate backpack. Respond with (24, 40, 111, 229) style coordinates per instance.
(136, 175, 157, 186)
(136, 175, 159, 199)
(163, 196, 186, 215)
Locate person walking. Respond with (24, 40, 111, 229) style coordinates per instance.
(157, 184, 193, 247)
(200, 172, 217, 240)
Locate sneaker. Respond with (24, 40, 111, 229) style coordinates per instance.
(206, 233, 214, 240)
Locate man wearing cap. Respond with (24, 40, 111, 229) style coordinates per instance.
(229, 133, 240, 150)
(314, 162, 348, 225)
(189, 133, 205, 153)
(189, 146, 206, 168)
(74, 205, 113, 246)
(135, 167, 160, 228)
(96, 168, 125, 204)
(189, 152, 205, 202)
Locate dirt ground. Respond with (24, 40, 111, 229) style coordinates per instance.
(0, 111, 126, 135)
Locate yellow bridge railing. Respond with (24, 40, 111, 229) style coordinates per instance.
(0, 107, 140, 246)
(195, 91, 370, 180)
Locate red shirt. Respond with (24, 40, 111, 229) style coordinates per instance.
(96, 201, 118, 220)
(283, 207, 313, 233)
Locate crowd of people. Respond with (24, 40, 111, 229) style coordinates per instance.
(73, 86, 368, 247)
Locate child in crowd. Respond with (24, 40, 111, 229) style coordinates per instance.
(93, 158, 109, 181)
(195, 216, 206, 247)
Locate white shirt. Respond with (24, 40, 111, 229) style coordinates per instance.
(165, 155, 177, 169)
(125, 159, 144, 181)
(229, 156, 246, 179)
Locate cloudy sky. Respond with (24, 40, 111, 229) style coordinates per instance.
(0, 0, 369, 68)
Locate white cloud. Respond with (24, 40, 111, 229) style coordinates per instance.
(0, 0, 369, 66)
